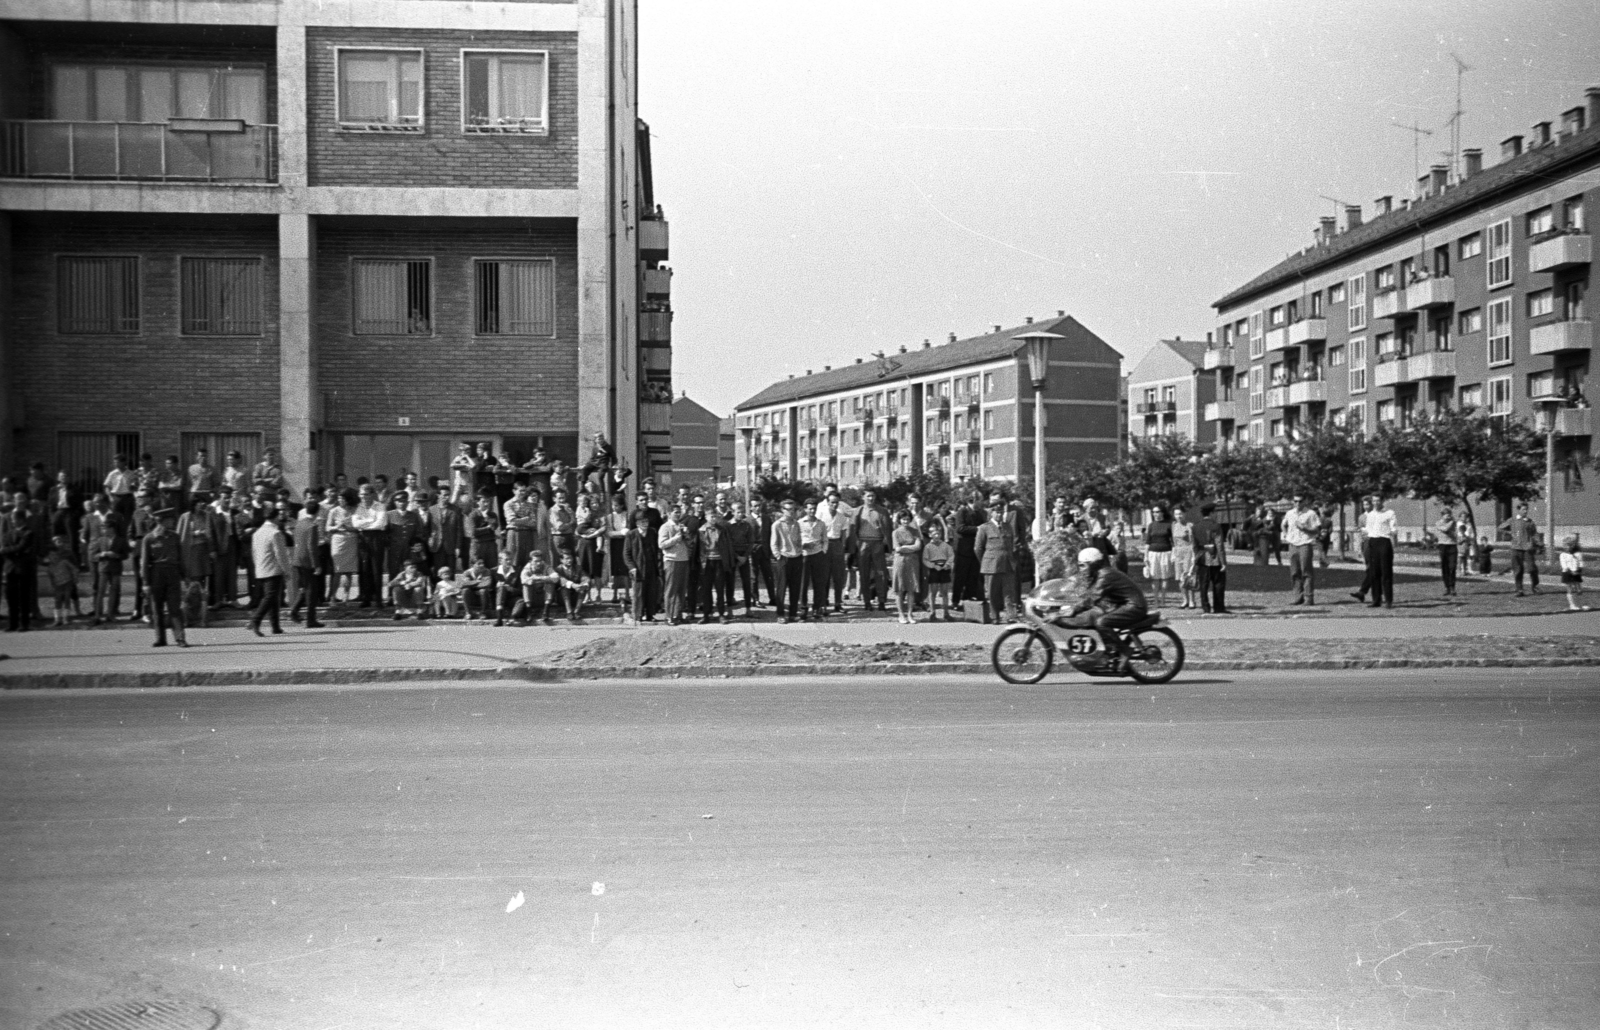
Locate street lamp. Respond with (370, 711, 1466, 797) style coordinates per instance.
(1014, 330, 1065, 542)
(738, 423, 756, 502)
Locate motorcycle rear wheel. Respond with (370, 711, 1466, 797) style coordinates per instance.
(1125, 626, 1184, 684)
(991, 626, 1054, 685)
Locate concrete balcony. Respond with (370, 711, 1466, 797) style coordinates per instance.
(642, 266, 672, 299)
(1265, 386, 1291, 408)
(639, 310, 672, 343)
(0, 120, 278, 183)
(1529, 232, 1592, 273)
(1373, 358, 1406, 387)
(1204, 400, 1239, 422)
(1403, 277, 1454, 311)
(1370, 289, 1403, 320)
(639, 217, 669, 261)
(1286, 319, 1328, 345)
(1286, 380, 1327, 405)
(1405, 350, 1457, 380)
(1529, 319, 1594, 356)
(1556, 408, 1593, 437)
(1202, 346, 1235, 370)
(1263, 326, 1291, 353)
(1135, 401, 1177, 414)
(639, 401, 671, 435)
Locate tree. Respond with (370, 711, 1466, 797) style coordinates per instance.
(1393, 409, 1547, 543)
(1194, 445, 1283, 515)
(1116, 435, 1206, 513)
(1281, 422, 1371, 555)
(751, 474, 820, 508)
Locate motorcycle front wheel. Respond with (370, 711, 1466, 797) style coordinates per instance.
(1125, 626, 1185, 684)
(991, 626, 1054, 685)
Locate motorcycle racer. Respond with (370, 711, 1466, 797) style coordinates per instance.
(1067, 547, 1150, 660)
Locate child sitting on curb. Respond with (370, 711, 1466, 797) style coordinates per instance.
(459, 558, 494, 621)
(432, 566, 462, 619)
(389, 558, 430, 620)
(493, 551, 521, 626)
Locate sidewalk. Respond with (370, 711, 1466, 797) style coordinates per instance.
(2, 609, 1597, 688)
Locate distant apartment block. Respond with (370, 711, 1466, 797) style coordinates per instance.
(1125, 337, 1215, 448)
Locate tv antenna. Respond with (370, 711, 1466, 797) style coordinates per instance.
(1444, 53, 1472, 181)
(1392, 120, 1433, 196)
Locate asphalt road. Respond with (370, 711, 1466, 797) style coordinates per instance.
(2, 669, 1596, 1030)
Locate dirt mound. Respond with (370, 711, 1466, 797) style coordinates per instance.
(540, 631, 807, 668)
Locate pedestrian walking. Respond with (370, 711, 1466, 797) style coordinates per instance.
(1559, 536, 1587, 611)
(249, 508, 290, 636)
(1498, 503, 1541, 596)
(1281, 495, 1321, 605)
(1435, 506, 1462, 598)
(1362, 495, 1397, 608)
(1350, 496, 1376, 604)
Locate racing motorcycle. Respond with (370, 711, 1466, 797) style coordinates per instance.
(990, 578, 1185, 685)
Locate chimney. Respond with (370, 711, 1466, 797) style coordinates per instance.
(1057, 309, 1065, 316)
(1024, 316, 1034, 324)
(1206, 331, 1214, 343)
(1501, 134, 1523, 160)
(1373, 197, 1392, 217)
(922, 338, 931, 349)
(823, 365, 831, 371)
(1344, 204, 1362, 230)
(947, 332, 957, 343)
(805, 369, 812, 375)
(992, 325, 1001, 333)
(788, 374, 795, 379)
(898, 345, 907, 354)
(1400, 198, 1410, 211)
(1462, 148, 1482, 178)
(1418, 173, 1432, 199)
(1318, 215, 1336, 244)
(1589, 87, 1600, 132)
(1429, 165, 1449, 195)
(1531, 121, 1551, 147)
(1561, 106, 1586, 137)
(854, 358, 863, 364)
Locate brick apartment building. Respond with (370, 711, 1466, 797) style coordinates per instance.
(667, 391, 725, 488)
(1125, 337, 1215, 448)
(1205, 88, 1599, 539)
(0, 0, 673, 495)
(732, 313, 1121, 488)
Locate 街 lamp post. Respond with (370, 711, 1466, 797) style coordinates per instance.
(738, 423, 756, 503)
(1015, 330, 1064, 542)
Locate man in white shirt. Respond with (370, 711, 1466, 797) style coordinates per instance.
(658, 505, 691, 625)
(1280, 495, 1322, 605)
(1363, 495, 1397, 608)
(822, 489, 852, 612)
(249, 509, 291, 635)
(769, 499, 805, 623)
(350, 484, 388, 607)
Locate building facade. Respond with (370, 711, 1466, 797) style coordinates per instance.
(667, 391, 722, 487)
(732, 314, 1121, 488)
(1206, 88, 1599, 539)
(1125, 337, 1215, 447)
(0, 0, 673, 494)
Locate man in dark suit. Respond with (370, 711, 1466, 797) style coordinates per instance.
(951, 497, 987, 606)
(1191, 502, 1229, 614)
(973, 502, 1017, 624)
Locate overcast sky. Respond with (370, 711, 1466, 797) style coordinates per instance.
(639, 0, 1600, 416)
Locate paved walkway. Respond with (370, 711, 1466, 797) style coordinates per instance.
(2, 608, 1597, 681)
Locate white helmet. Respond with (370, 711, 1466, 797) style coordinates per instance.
(1077, 547, 1104, 565)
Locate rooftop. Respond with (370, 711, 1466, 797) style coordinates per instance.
(1214, 103, 1600, 312)
(733, 313, 1119, 412)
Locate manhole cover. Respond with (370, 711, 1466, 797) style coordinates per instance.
(38, 1001, 221, 1030)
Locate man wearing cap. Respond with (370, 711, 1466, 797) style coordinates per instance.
(140, 507, 189, 647)
(974, 501, 1017, 624)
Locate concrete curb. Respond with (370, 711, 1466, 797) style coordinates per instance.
(2, 656, 1597, 689)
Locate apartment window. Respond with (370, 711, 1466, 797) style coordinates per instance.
(1486, 219, 1513, 288)
(1347, 275, 1367, 330)
(1458, 307, 1482, 335)
(1249, 366, 1265, 414)
(1374, 331, 1395, 358)
(1249, 312, 1265, 359)
(57, 256, 139, 335)
(1328, 345, 1345, 366)
(1269, 417, 1283, 438)
(474, 258, 554, 335)
(925, 417, 935, 438)
(352, 258, 431, 335)
(1488, 376, 1513, 419)
(1309, 291, 1323, 317)
(180, 257, 263, 336)
(1487, 297, 1513, 366)
(1219, 324, 1232, 346)
(1564, 195, 1586, 231)
(1327, 282, 1345, 304)
(1376, 399, 1395, 426)
(1433, 244, 1451, 277)
(967, 375, 979, 395)
(52, 64, 265, 123)
(1234, 318, 1248, 340)
(1375, 265, 1395, 291)
(1566, 280, 1588, 320)
(1458, 232, 1482, 259)
(1526, 206, 1554, 238)
(983, 448, 994, 471)
(1459, 384, 1483, 410)
(983, 410, 994, 431)
(1143, 387, 1157, 406)
(337, 49, 424, 130)
(953, 414, 964, 433)
(1345, 402, 1365, 438)
(1348, 336, 1367, 394)
(1268, 304, 1284, 327)
(462, 51, 548, 133)
(1526, 289, 1556, 320)
(1162, 384, 1176, 404)
(983, 373, 994, 395)
(1430, 315, 1452, 351)
(1250, 420, 1265, 445)
(1528, 369, 1557, 400)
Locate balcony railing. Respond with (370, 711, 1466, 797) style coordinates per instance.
(1286, 380, 1327, 405)
(639, 310, 672, 343)
(859, 406, 876, 423)
(1403, 276, 1455, 311)
(639, 217, 669, 261)
(1556, 407, 1593, 437)
(936, 396, 951, 413)
(1, 120, 278, 183)
(1286, 318, 1328, 346)
(1202, 346, 1235, 370)
(1529, 319, 1594, 356)
(1204, 399, 1239, 422)
(1405, 350, 1457, 381)
(1529, 231, 1591, 274)
(1263, 325, 1291, 352)
(965, 428, 981, 445)
(1135, 401, 1177, 414)
(1370, 289, 1403, 320)
(1373, 356, 1406, 387)
(936, 431, 951, 448)
(642, 266, 672, 298)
